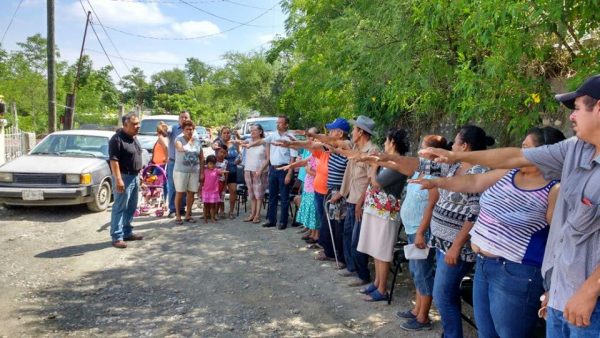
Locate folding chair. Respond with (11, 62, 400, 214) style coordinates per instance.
(235, 165, 248, 216)
(388, 221, 408, 304)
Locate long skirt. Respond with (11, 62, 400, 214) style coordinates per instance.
(296, 191, 318, 229)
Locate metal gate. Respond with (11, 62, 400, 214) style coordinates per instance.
(4, 125, 23, 162)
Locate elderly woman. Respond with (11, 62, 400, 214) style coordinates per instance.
(212, 127, 241, 219)
(174, 120, 203, 224)
(356, 129, 409, 301)
(414, 127, 565, 338)
(241, 124, 269, 223)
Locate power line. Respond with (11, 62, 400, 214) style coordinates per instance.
(85, 47, 187, 66)
(109, 0, 220, 3)
(222, 0, 270, 10)
(84, 0, 131, 72)
(1, 0, 25, 45)
(78, 0, 122, 82)
(88, 18, 123, 82)
(177, 0, 270, 27)
(103, 2, 277, 40)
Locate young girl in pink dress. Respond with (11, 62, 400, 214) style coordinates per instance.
(202, 155, 226, 223)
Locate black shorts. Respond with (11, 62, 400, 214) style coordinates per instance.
(226, 169, 238, 184)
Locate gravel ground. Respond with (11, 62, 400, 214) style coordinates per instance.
(0, 200, 476, 337)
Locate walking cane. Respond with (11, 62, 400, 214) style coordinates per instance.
(323, 193, 341, 269)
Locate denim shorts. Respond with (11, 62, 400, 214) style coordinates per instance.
(407, 233, 435, 296)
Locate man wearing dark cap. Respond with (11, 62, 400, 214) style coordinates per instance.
(420, 74, 600, 337)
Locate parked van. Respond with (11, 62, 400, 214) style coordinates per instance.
(137, 115, 179, 152)
(238, 117, 278, 140)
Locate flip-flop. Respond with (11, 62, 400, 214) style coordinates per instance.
(359, 284, 377, 295)
(243, 217, 253, 222)
(297, 228, 309, 234)
(363, 289, 389, 302)
(252, 218, 261, 224)
(174, 219, 183, 225)
(185, 218, 196, 223)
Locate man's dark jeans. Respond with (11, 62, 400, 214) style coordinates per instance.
(267, 166, 290, 225)
(343, 203, 370, 281)
(316, 192, 345, 263)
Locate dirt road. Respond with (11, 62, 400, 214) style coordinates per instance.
(0, 203, 447, 337)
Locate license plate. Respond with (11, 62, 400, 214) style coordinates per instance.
(22, 189, 44, 201)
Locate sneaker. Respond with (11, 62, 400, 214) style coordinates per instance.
(400, 318, 433, 331)
(338, 270, 356, 277)
(396, 310, 417, 320)
(347, 277, 369, 287)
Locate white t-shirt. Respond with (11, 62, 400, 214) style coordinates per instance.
(245, 144, 266, 172)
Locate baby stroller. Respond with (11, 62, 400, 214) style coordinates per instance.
(136, 164, 167, 217)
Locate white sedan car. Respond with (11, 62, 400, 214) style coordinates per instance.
(0, 130, 116, 212)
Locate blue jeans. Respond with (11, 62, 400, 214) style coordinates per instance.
(267, 166, 290, 225)
(110, 174, 139, 242)
(342, 203, 357, 272)
(407, 233, 435, 296)
(473, 255, 545, 338)
(432, 249, 475, 338)
(547, 303, 600, 338)
(167, 159, 185, 213)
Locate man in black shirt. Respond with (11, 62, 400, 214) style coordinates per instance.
(109, 113, 143, 248)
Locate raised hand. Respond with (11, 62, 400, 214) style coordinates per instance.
(273, 140, 291, 148)
(408, 177, 438, 190)
(418, 147, 456, 163)
(276, 164, 292, 171)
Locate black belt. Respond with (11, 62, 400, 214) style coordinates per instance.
(120, 170, 139, 176)
(271, 164, 288, 168)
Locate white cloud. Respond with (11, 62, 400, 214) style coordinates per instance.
(257, 33, 276, 44)
(171, 21, 221, 39)
(67, 0, 170, 26)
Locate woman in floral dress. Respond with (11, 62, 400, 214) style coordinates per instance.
(357, 129, 409, 301)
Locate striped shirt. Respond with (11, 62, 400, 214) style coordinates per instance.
(470, 169, 558, 267)
(423, 161, 489, 262)
(327, 152, 348, 190)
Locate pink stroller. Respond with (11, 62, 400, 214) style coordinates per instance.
(136, 164, 167, 217)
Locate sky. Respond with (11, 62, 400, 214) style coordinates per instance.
(0, 0, 287, 81)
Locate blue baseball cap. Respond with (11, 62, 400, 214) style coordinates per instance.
(325, 118, 350, 133)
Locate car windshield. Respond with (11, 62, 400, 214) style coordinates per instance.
(140, 119, 178, 135)
(248, 120, 277, 134)
(31, 134, 110, 158)
(196, 126, 208, 136)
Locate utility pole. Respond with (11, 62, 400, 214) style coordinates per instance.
(47, 0, 56, 133)
(64, 11, 91, 130)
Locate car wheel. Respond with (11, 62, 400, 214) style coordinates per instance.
(87, 180, 111, 212)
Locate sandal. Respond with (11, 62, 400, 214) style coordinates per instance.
(185, 218, 196, 223)
(359, 284, 377, 295)
(314, 251, 335, 261)
(228, 213, 235, 220)
(174, 219, 184, 225)
(252, 218, 261, 224)
(363, 289, 389, 302)
(305, 238, 318, 244)
(243, 216, 253, 222)
(297, 227, 309, 234)
(306, 243, 321, 249)
(301, 234, 311, 240)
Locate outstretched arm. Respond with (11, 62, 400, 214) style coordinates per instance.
(410, 169, 508, 194)
(420, 147, 531, 169)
